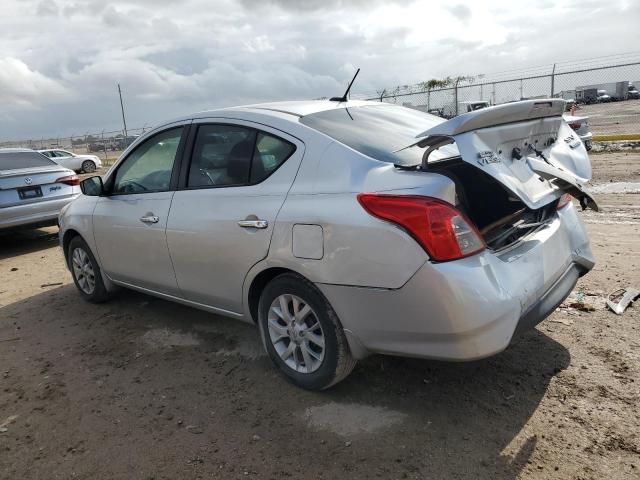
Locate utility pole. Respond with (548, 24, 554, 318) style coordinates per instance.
(550, 63, 557, 98)
(118, 83, 128, 138)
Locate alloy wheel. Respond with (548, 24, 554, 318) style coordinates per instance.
(71, 247, 96, 294)
(82, 160, 96, 173)
(267, 294, 325, 373)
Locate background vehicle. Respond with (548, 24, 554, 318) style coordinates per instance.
(0, 148, 80, 230)
(38, 149, 102, 173)
(576, 82, 628, 103)
(59, 99, 595, 390)
(563, 113, 593, 150)
(596, 89, 611, 102)
(442, 100, 490, 118)
(628, 82, 639, 99)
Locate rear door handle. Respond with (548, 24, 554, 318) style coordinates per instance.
(140, 215, 159, 224)
(238, 219, 268, 229)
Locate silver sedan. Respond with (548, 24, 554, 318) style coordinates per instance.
(1, 148, 80, 231)
(59, 99, 597, 390)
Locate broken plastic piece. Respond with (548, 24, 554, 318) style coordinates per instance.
(606, 288, 640, 315)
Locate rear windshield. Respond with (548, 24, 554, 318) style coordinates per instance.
(0, 151, 56, 170)
(299, 104, 458, 166)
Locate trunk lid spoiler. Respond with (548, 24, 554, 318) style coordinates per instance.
(406, 99, 598, 211)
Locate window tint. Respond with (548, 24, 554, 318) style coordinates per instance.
(250, 132, 295, 183)
(0, 151, 56, 170)
(113, 127, 183, 194)
(300, 104, 458, 166)
(40, 151, 53, 158)
(188, 125, 256, 188)
(56, 151, 70, 157)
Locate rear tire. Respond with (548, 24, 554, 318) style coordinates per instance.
(258, 273, 356, 390)
(81, 160, 96, 173)
(68, 236, 111, 303)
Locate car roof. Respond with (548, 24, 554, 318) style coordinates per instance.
(187, 99, 389, 122)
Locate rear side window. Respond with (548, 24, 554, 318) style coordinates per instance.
(188, 125, 257, 188)
(300, 104, 456, 166)
(251, 132, 295, 183)
(187, 125, 295, 188)
(0, 151, 56, 170)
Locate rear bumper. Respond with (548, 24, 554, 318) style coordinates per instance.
(0, 195, 80, 230)
(318, 204, 594, 361)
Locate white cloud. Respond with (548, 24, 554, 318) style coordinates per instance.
(0, 57, 70, 110)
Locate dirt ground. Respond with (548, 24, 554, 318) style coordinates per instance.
(577, 100, 640, 136)
(0, 152, 639, 480)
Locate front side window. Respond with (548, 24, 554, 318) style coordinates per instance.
(188, 125, 256, 188)
(112, 127, 183, 194)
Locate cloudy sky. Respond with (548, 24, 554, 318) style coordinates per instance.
(0, 0, 637, 140)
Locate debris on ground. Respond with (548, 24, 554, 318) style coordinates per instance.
(0, 414, 19, 433)
(606, 288, 640, 315)
(560, 291, 606, 313)
(549, 318, 575, 326)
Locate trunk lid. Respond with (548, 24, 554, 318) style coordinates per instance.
(412, 99, 598, 211)
(0, 165, 77, 208)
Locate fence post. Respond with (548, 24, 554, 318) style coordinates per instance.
(102, 130, 107, 163)
(454, 78, 460, 116)
(520, 78, 523, 100)
(550, 63, 556, 97)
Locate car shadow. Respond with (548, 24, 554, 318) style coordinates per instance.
(0, 284, 570, 480)
(0, 227, 59, 260)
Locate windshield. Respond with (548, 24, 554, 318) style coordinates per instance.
(0, 151, 56, 170)
(300, 104, 459, 166)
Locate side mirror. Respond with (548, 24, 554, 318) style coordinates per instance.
(80, 176, 104, 196)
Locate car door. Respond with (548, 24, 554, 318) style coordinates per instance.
(166, 120, 305, 314)
(51, 150, 76, 170)
(92, 124, 188, 296)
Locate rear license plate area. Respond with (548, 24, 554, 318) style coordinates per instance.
(18, 186, 43, 200)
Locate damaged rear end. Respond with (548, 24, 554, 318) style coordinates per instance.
(412, 99, 598, 252)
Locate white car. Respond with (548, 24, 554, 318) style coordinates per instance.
(563, 114, 593, 151)
(38, 149, 102, 173)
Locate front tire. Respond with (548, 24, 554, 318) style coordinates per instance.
(81, 160, 97, 173)
(68, 236, 110, 303)
(258, 273, 356, 390)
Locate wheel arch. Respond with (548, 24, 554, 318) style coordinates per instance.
(62, 228, 82, 268)
(244, 265, 369, 360)
(246, 267, 296, 324)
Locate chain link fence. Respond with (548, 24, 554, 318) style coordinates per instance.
(360, 53, 640, 140)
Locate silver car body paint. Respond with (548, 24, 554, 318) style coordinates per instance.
(59, 100, 595, 361)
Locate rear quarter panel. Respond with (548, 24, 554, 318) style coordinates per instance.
(255, 140, 457, 289)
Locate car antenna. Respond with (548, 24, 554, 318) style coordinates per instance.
(330, 68, 360, 103)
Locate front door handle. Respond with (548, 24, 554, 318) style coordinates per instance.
(140, 215, 159, 224)
(238, 219, 268, 229)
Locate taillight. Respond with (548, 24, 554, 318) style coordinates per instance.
(557, 193, 573, 209)
(357, 194, 485, 261)
(55, 175, 80, 186)
(569, 122, 581, 131)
